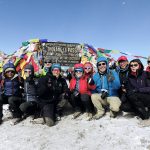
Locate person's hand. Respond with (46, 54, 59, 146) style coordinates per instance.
(87, 78, 95, 85)
(101, 89, 108, 99)
(73, 90, 79, 97)
(64, 93, 70, 99)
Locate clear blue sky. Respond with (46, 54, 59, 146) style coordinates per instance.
(0, 0, 150, 64)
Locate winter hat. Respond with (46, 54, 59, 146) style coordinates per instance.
(4, 68, 15, 73)
(74, 63, 84, 72)
(97, 57, 108, 66)
(51, 63, 61, 71)
(117, 56, 128, 62)
(24, 64, 34, 76)
(3, 61, 15, 73)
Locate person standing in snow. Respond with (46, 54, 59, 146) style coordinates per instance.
(69, 63, 95, 120)
(0, 61, 24, 124)
(126, 59, 150, 120)
(91, 57, 121, 119)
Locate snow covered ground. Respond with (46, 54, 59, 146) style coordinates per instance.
(1, 105, 150, 150)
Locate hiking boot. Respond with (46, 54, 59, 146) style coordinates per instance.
(85, 113, 93, 121)
(109, 110, 117, 118)
(73, 111, 82, 119)
(0, 118, 2, 125)
(45, 117, 54, 127)
(11, 118, 22, 125)
(30, 118, 44, 124)
(30, 118, 45, 124)
(93, 111, 104, 120)
(55, 113, 61, 121)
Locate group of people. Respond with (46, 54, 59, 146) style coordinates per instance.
(0, 55, 150, 127)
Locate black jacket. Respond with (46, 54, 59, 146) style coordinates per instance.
(38, 74, 69, 103)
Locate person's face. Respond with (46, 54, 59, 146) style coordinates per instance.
(24, 69, 32, 78)
(119, 60, 128, 69)
(97, 62, 107, 73)
(5, 70, 15, 78)
(130, 62, 139, 72)
(75, 70, 83, 78)
(84, 66, 92, 74)
(52, 68, 60, 77)
(44, 62, 52, 68)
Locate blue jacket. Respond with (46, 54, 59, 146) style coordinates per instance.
(92, 57, 121, 96)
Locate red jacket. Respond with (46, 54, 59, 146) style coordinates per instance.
(69, 76, 96, 96)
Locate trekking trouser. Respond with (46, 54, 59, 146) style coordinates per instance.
(39, 102, 55, 121)
(128, 93, 150, 119)
(54, 94, 68, 116)
(8, 96, 23, 118)
(120, 93, 134, 112)
(91, 93, 106, 114)
(80, 94, 94, 113)
(0, 95, 22, 119)
(91, 94, 121, 113)
(107, 96, 121, 112)
(0, 95, 3, 119)
(19, 101, 38, 115)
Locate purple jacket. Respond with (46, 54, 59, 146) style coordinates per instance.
(127, 59, 150, 95)
(127, 71, 150, 94)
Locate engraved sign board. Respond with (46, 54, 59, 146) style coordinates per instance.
(42, 42, 81, 66)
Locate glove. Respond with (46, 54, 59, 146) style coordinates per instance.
(64, 93, 70, 99)
(87, 78, 95, 85)
(73, 90, 79, 97)
(101, 89, 108, 99)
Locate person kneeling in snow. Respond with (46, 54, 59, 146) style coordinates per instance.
(91, 57, 121, 119)
(126, 59, 150, 120)
(19, 64, 39, 120)
(69, 63, 95, 120)
(36, 63, 70, 126)
(0, 62, 23, 125)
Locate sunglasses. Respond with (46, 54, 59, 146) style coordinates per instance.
(24, 70, 32, 73)
(148, 61, 150, 63)
(130, 64, 138, 67)
(98, 63, 106, 66)
(6, 71, 14, 73)
(75, 70, 83, 73)
(44, 62, 51, 64)
(52, 69, 60, 71)
(84, 67, 92, 70)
